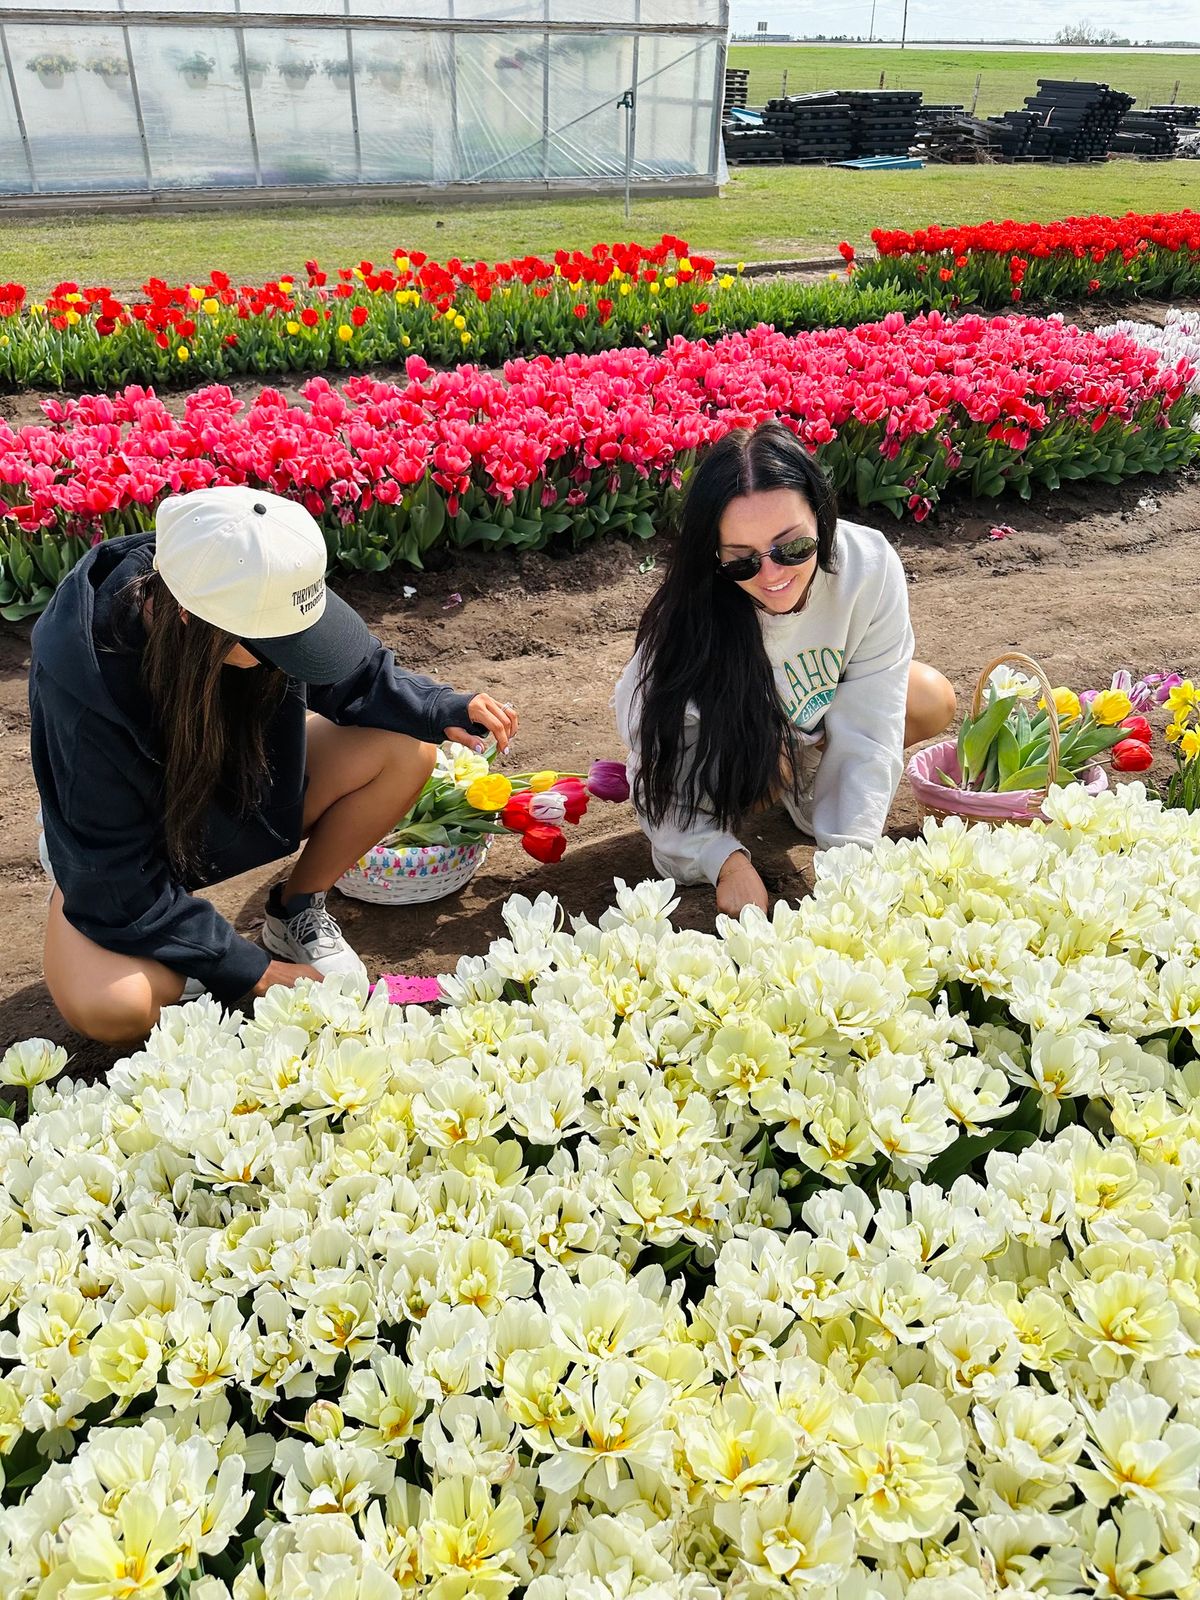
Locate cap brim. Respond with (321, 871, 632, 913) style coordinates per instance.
(244, 590, 373, 684)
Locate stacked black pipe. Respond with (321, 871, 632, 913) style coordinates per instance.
(722, 126, 784, 165)
(844, 90, 922, 156)
(760, 91, 855, 162)
(985, 80, 1134, 162)
(1112, 111, 1180, 157)
(1149, 104, 1200, 128)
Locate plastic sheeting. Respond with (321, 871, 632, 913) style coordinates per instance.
(0, 4, 726, 196)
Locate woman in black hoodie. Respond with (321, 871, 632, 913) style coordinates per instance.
(29, 487, 516, 1044)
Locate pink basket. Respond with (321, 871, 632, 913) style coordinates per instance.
(908, 738, 1107, 825)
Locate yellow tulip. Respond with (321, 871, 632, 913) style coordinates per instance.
(460, 331, 472, 346)
(0, 336, 8, 347)
(188, 285, 205, 302)
(719, 275, 734, 289)
(678, 256, 692, 271)
(453, 314, 466, 330)
(528, 771, 558, 792)
(64, 292, 82, 304)
(65, 309, 81, 325)
(337, 325, 353, 342)
(202, 298, 219, 315)
(736, 261, 746, 273)
(286, 321, 300, 335)
(1044, 687, 1081, 722)
(396, 255, 410, 272)
(400, 334, 411, 347)
(177, 346, 190, 362)
(664, 275, 678, 289)
(465, 775, 513, 811)
(649, 283, 660, 296)
(1090, 689, 1134, 726)
(619, 282, 632, 296)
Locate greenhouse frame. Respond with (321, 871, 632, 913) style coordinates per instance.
(0, 2, 728, 207)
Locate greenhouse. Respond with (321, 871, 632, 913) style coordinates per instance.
(0, 2, 727, 204)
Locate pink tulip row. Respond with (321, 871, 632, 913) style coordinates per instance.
(1, 311, 1196, 616)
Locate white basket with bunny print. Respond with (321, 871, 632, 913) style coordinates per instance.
(337, 836, 492, 905)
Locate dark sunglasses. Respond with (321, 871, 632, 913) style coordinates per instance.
(716, 535, 818, 582)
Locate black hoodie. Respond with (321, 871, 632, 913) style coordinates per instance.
(29, 534, 476, 1004)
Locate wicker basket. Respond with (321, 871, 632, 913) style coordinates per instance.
(907, 651, 1107, 827)
(337, 836, 492, 905)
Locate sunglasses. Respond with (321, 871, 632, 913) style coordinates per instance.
(716, 535, 818, 582)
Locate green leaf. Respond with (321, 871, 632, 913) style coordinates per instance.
(962, 693, 1016, 782)
(998, 763, 1049, 792)
(995, 725, 1020, 784)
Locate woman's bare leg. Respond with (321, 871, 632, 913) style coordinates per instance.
(282, 715, 437, 899)
(905, 660, 957, 747)
(44, 889, 187, 1045)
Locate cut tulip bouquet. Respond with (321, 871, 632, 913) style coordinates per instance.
(951, 667, 1132, 795)
(382, 742, 630, 865)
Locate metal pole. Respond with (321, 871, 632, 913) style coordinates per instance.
(541, 0, 550, 182)
(344, 0, 361, 181)
(116, 0, 153, 192)
(447, 0, 461, 180)
(232, 0, 262, 186)
(620, 87, 633, 218)
(868, 0, 877, 42)
(901, 0, 909, 49)
(628, 32, 640, 194)
(0, 22, 37, 192)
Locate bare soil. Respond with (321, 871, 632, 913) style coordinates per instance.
(1, 454, 1198, 1079)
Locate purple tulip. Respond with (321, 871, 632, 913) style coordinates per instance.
(587, 758, 630, 802)
(1154, 673, 1185, 705)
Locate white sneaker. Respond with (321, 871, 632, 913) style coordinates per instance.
(262, 891, 368, 983)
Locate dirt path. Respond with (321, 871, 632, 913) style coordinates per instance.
(2, 460, 1197, 1077)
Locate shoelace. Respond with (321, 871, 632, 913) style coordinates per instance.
(283, 894, 345, 958)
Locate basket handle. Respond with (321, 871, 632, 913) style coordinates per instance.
(970, 651, 1061, 787)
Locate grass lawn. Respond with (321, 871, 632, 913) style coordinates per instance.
(727, 43, 1200, 116)
(3, 162, 1196, 295)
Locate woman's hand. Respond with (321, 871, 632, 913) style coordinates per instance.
(716, 852, 769, 918)
(251, 959, 323, 997)
(446, 694, 519, 754)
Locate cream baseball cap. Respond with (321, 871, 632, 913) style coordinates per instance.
(153, 487, 370, 683)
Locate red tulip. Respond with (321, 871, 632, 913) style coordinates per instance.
(1112, 738, 1154, 772)
(1118, 715, 1153, 745)
(551, 777, 588, 823)
(521, 823, 566, 863)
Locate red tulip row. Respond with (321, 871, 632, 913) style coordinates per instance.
(849, 208, 1200, 309)
(0, 235, 921, 391)
(2, 312, 1196, 618)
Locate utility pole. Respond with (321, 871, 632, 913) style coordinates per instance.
(901, 0, 909, 48)
(868, 0, 877, 42)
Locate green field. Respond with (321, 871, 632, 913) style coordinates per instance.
(1, 161, 1195, 297)
(727, 43, 1200, 116)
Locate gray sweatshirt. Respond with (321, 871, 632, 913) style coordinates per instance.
(614, 519, 915, 883)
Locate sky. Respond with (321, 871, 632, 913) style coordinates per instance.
(728, 0, 1199, 44)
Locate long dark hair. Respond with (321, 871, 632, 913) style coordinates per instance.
(633, 422, 838, 832)
(124, 571, 287, 880)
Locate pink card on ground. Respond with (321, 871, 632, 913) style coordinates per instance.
(377, 974, 443, 1005)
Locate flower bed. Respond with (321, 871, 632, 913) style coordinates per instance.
(0, 237, 921, 391)
(1, 785, 1198, 1595)
(853, 208, 1200, 309)
(2, 312, 1196, 619)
